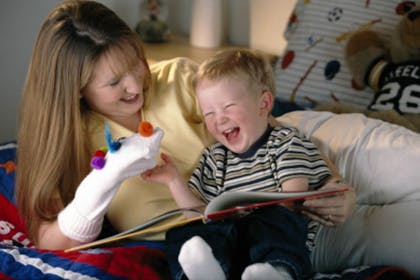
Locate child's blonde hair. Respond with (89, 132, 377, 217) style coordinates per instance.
(194, 48, 274, 95)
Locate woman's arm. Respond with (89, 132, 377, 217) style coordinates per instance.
(47, 129, 164, 249)
(37, 221, 84, 250)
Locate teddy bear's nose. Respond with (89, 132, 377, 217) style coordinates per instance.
(407, 10, 420, 21)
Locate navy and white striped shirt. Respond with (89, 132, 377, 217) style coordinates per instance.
(189, 126, 331, 202)
(188, 126, 332, 250)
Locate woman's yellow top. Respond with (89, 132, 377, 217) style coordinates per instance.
(86, 58, 214, 240)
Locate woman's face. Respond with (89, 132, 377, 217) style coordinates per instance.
(82, 54, 146, 123)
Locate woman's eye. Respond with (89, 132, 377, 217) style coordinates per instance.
(109, 79, 120, 87)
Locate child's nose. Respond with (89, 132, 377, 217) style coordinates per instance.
(216, 113, 227, 124)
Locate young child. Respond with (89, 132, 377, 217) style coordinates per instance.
(142, 49, 334, 280)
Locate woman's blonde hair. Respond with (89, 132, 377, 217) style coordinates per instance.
(194, 48, 274, 95)
(16, 0, 150, 243)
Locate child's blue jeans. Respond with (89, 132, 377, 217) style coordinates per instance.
(165, 205, 311, 280)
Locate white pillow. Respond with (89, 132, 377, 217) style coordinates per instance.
(277, 111, 420, 205)
(274, 0, 409, 109)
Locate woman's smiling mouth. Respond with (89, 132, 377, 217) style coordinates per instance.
(121, 94, 139, 103)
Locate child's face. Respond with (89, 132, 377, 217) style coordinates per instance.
(82, 54, 146, 123)
(197, 78, 272, 154)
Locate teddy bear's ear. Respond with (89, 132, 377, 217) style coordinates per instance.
(395, 1, 416, 16)
(390, 5, 420, 63)
(345, 30, 386, 88)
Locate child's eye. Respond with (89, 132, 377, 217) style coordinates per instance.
(225, 104, 235, 110)
(204, 112, 214, 118)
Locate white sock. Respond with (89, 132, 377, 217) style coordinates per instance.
(178, 236, 226, 280)
(241, 263, 294, 280)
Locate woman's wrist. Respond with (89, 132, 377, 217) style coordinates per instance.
(57, 201, 103, 242)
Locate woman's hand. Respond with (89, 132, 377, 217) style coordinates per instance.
(57, 128, 164, 244)
(302, 181, 356, 226)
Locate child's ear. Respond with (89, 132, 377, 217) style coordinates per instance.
(259, 91, 274, 116)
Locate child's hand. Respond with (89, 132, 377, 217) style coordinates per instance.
(141, 153, 180, 186)
(279, 201, 299, 212)
(302, 182, 355, 226)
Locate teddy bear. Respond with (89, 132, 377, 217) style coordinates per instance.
(315, 3, 420, 133)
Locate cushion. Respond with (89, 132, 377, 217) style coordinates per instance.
(0, 142, 17, 203)
(277, 111, 420, 205)
(274, 0, 409, 110)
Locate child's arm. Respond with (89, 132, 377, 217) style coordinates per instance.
(141, 153, 205, 215)
(280, 177, 309, 210)
(281, 177, 309, 192)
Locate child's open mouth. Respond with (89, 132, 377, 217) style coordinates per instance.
(223, 127, 240, 141)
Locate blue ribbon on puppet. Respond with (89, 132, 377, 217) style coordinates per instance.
(105, 122, 122, 153)
(90, 123, 124, 169)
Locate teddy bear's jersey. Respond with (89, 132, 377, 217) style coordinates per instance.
(366, 58, 420, 114)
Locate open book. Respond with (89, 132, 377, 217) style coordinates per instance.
(66, 187, 349, 252)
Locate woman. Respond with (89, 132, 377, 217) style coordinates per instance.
(16, 0, 353, 267)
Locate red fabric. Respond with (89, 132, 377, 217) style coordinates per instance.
(0, 194, 33, 248)
(0, 193, 169, 279)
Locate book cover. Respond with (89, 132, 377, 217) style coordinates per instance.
(65, 187, 349, 252)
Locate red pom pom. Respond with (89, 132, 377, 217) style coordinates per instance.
(93, 150, 106, 158)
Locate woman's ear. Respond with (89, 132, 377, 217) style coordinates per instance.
(259, 91, 274, 116)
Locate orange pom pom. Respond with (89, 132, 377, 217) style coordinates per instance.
(138, 121, 154, 137)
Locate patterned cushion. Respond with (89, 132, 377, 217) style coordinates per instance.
(0, 142, 17, 203)
(274, 0, 410, 109)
